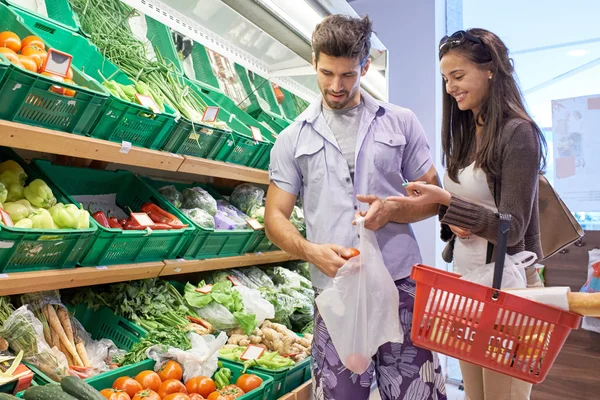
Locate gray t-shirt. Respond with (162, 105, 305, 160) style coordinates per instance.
(322, 101, 364, 181)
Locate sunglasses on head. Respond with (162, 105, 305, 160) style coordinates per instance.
(439, 30, 484, 52)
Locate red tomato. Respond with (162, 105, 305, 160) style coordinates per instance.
(189, 394, 205, 400)
(113, 377, 143, 398)
(158, 360, 183, 382)
(162, 394, 191, 400)
(235, 374, 263, 393)
(135, 370, 162, 392)
(132, 389, 161, 400)
(343, 248, 360, 260)
(157, 379, 187, 398)
(185, 376, 216, 397)
(207, 385, 244, 400)
(100, 389, 131, 400)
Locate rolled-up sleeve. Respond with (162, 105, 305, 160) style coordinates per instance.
(269, 127, 302, 196)
(401, 110, 433, 181)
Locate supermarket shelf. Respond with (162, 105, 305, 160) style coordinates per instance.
(0, 120, 271, 184)
(160, 251, 297, 276)
(0, 262, 165, 296)
(179, 155, 269, 185)
(0, 120, 184, 172)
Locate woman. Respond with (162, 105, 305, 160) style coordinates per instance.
(388, 28, 547, 399)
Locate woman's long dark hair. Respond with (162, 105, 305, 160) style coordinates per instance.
(439, 28, 547, 182)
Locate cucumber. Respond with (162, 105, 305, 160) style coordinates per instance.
(60, 376, 105, 400)
(0, 394, 19, 400)
(23, 385, 77, 400)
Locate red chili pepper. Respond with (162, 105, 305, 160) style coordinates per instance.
(123, 221, 146, 230)
(118, 219, 127, 226)
(186, 316, 212, 329)
(149, 223, 172, 230)
(92, 211, 110, 228)
(141, 202, 187, 228)
(0, 208, 14, 227)
(108, 217, 122, 229)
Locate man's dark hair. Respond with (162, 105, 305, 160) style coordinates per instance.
(312, 14, 373, 67)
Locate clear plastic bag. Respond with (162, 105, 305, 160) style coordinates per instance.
(147, 332, 228, 382)
(460, 251, 537, 289)
(229, 184, 264, 215)
(233, 286, 274, 327)
(195, 302, 238, 331)
(315, 218, 403, 374)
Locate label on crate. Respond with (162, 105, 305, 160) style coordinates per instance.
(189, 133, 200, 141)
(135, 94, 160, 113)
(0, 241, 14, 249)
(130, 213, 155, 227)
(95, 266, 108, 270)
(250, 126, 263, 142)
(227, 275, 243, 287)
(246, 218, 263, 230)
(0, 273, 8, 279)
(196, 284, 213, 294)
(120, 141, 132, 154)
(202, 106, 220, 122)
(240, 345, 266, 361)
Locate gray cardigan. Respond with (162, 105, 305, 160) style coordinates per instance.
(439, 118, 543, 262)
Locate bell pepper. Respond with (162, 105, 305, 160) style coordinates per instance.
(24, 179, 56, 208)
(215, 367, 232, 389)
(108, 217, 121, 229)
(92, 211, 110, 228)
(0, 160, 27, 182)
(78, 205, 90, 229)
(0, 169, 26, 187)
(0, 182, 7, 204)
(14, 199, 37, 214)
(14, 218, 32, 228)
(3, 202, 29, 222)
(30, 209, 55, 229)
(6, 183, 24, 202)
(140, 202, 187, 228)
(49, 203, 81, 229)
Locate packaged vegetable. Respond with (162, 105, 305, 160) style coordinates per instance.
(30, 209, 55, 229)
(6, 183, 24, 202)
(159, 185, 183, 209)
(3, 202, 29, 222)
(23, 179, 56, 208)
(214, 210, 238, 230)
(290, 206, 306, 236)
(267, 266, 312, 290)
(182, 208, 215, 229)
(250, 206, 265, 225)
(217, 199, 249, 230)
(235, 267, 275, 289)
(229, 184, 264, 215)
(182, 187, 217, 215)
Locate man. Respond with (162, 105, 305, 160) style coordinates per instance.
(264, 14, 447, 400)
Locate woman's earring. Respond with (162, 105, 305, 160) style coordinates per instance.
(489, 75, 493, 80)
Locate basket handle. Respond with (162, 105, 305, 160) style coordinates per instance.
(492, 213, 512, 296)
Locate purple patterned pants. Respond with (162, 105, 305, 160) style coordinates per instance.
(312, 278, 448, 400)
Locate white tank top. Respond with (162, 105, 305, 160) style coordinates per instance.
(443, 162, 498, 275)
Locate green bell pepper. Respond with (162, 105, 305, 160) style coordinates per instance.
(14, 218, 33, 229)
(6, 183, 24, 202)
(24, 179, 56, 208)
(3, 202, 29, 222)
(30, 209, 55, 229)
(49, 203, 81, 229)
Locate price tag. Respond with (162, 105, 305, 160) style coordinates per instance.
(240, 344, 266, 361)
(246, 218, 263, 230)
(196, 284, 213, 294)
(0, 240, 14, 249)
(250, 126, 263, 142)
(202, 106, 220, 122)
(120, 140, 132, 154)
(189, 133, 200, 141)
(135, 93, 160, 113)
(227, 275, 243, 287)
(0, 273, 8, 279)
(40, 48, 72, 78)
(95, 266, 107, 270)
(130, 212, 155, 227)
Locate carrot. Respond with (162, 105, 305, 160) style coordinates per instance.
(76, 341, 91, 367)
(45, 304, 84, 366)
(56, 306, 75, 346)
(60, 340, 74, 366)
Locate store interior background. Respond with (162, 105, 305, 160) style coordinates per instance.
(349, 0, 600, 397)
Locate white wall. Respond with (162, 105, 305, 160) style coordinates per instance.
(352, 0, 447, 269)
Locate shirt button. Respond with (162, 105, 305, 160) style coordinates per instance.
(346, 178, 351, 183)
(354, 206, 358, 210)
(389, 140, 393, 144)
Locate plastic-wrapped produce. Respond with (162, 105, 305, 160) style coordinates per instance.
(229, 184, 264, 215)
(267, 266, 312, 289)
(158, 185, 183, 209)
(182, 208, 215, 229)
(182, 187, 217, 216)
(217, 199, 249, 230)
(214, 210, 238, 230)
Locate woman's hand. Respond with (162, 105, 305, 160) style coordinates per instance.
(386, 182, 452, 206)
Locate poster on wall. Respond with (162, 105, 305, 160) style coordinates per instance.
(551, 94, 600, 212)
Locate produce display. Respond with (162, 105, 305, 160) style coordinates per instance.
(0, 32, 79, 96)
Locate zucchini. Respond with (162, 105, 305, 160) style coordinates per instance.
(23, 385, 77, 400)
(60, 376, 104, 400)
(0, 394, 19, 400)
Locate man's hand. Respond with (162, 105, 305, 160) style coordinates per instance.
(307, 243, 354, 278)
(354, 195, 391, 231)
(449, 224, 471, 239)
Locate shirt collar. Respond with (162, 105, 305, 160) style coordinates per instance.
(296, 89, 381, 124)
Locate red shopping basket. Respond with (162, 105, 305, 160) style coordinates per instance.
(410, 213, 581, 384)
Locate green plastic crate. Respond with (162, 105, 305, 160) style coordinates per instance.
(161, 116, 230, 160)
(11, 5, 178, 149)
(279, 87, 309, 121)
(4, 0, 81, 32)
(86, 359, 274, 400)
(186, 79, 271, 168)
(0, 147, 97, 273)
(245, 231, 278, 253)
(219, 356, 311, 400)
(235, 65, 283, 118)
(144, 16, 184, 75)
(0, 53, 10, 82)
(31, 160, 195, 266)
(142, 177, 255, 259)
